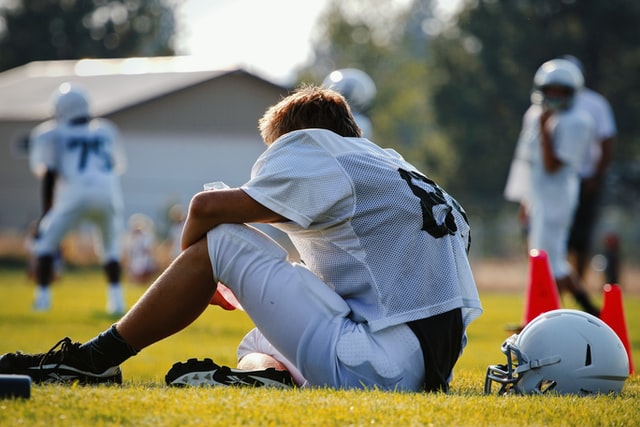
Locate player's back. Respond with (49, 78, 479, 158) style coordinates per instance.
(31, 118, 123, 187)
(250, 129, 481, 332)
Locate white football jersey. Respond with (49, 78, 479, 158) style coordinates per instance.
(573, 88, 617, 178)
(29, 118, 126, 184)
(513, 104, 594, 219)
(28, 118, 126, 261)
(242, 129, 482, 332)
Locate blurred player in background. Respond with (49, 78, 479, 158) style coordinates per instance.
(28, 82, 127, 314)
(322, 68, 376, 139)
(166, 203, 186, 261)
(2, 85, 481, 393)
(504, 59, 599, 316)
(124, 213, 158, 286)
(560, 55, 617, 282)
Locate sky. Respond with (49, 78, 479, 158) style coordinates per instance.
(174, 0, 333, 84)
(174, 0, 462, 85)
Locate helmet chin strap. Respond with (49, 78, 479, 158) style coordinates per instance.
(515, 355, 562, 374)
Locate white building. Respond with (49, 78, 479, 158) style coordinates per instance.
(0, 57, 290, 234)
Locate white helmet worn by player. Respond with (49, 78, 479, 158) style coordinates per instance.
(322, 68, 377, 113)
(484, 309, 629, 395)
(530, 58, 583, 111)
(53, 82, 91, 123)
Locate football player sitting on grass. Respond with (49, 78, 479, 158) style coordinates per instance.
(1, 85, 482, 392)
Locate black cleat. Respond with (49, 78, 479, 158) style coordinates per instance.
(0, 337, 122, 385)
(165, 358, 294, 388)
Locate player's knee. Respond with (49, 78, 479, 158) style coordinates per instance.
(211, 224, 289, 260)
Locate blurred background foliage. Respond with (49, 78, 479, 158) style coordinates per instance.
(301, 0, 640, 210)
(299, 0, 640, 258)
(0, 0, 177, 71)
(1, 0, 639, 258)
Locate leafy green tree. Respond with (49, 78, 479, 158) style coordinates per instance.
(429, 0, 640, 207)
(0, 0, 177, 72)
(306, 0, 640, 211)
(301, 0, 457, 184)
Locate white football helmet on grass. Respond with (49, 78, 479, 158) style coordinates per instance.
(484, 309, 629, 395)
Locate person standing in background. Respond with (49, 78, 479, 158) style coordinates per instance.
(124, 213, 159, 286)
(504, 58, 599, 316)
(561, 55, 617, 283)
(29, 82, 127, 314)
(166, 203, 186, 261)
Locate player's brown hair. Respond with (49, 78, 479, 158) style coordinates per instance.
(258, 84, 362, 144)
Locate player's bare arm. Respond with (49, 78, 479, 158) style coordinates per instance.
(584, 135, 615, 192)
(181, 188, 287, 250)
(539, 110, 563, 173)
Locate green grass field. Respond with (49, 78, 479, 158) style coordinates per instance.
(0, 268, 638, 426)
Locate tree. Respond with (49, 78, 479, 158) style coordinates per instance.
(0, 0, 178, 72)
(302, 0, 640, 256)
(300, 0, 457, 185)
(429, 0, 640, 207)
(305, 0, 640, 211)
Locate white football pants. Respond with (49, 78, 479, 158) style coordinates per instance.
(34, 183, 123, 262)
(206, 223, 425, 390)
(528, 205, 572, 279)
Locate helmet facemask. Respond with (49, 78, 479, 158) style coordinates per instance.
(484, 336, 561, 395)
(531, 84, 575, 112)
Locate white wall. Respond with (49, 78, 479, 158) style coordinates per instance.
(121, 131, 299, 259)
(121, 131, 266, 222)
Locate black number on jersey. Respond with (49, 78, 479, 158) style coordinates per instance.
(67, 136, 113, 172)
(398, 168, 468, 239)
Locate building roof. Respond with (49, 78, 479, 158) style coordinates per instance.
(0, 56, 287, 121)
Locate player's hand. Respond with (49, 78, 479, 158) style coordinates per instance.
(539, 109, 553, 129)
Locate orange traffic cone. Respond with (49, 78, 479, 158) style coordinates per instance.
(600, 284, 634, 374)
(522, 249, 561, 326)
